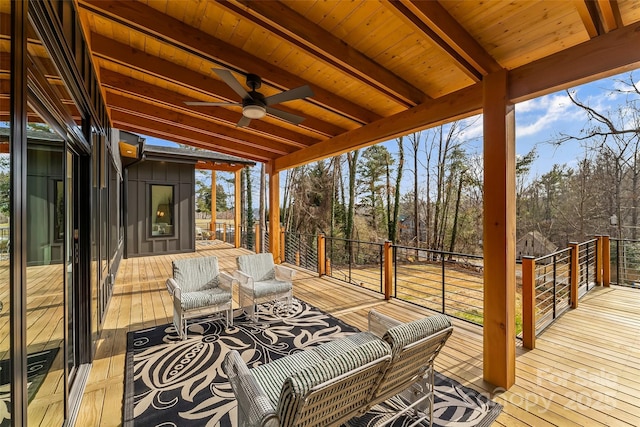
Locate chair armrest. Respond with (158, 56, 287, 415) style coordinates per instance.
(223, 350, 278, 427)
(234, 269, 254, 290)
(218, 271, 235, 293)
(274, 264, 295, 282)
(166, 278, 182, 300)
(368, 309, 403, 338)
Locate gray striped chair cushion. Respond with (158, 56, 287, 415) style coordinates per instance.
(237, 253, 276, 282)
(312, 332, 379, 359)
(276, 339, 391, 426)
(253, 279, 292, 299)
(251, 350, 324, 406)
(173, 256, 220, 293)
(180, 288, 232, 311)
(382, 314, 452, 355)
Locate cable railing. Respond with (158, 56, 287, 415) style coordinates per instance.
(532, 248, 572, 335)
(611, 238, 640, 288)
(325, 237, 384, 294)
(393, 246, 484, 325)
(284, 232, 318, 273)
(577, 238, 598, 297)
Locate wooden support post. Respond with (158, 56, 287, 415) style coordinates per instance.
(317, 234, 326, 276)
(280, 226, 286, 263)
(384, 240, 393, 301)
(255, 222, 261, 253)
(268, 163, 281, 263)
(482, 69, 516, 389)
(569, 242, 579, 309)
(210, 170, 216, 234)
(326, 258, 332, 276)
(522, 256, 536, 350)
(295, 251, 300, 266)
(234, 169, 241, 248)
(595, 235, 603, 285)
(602, 235, 611, 287)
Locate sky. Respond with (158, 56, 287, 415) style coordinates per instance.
(141, 68, 640, 196)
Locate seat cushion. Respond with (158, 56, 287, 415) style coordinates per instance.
(253, 280, 292, 299)
(251, 350, 324, 407)
(180, 288, 232, 311)
(382, 314, 452, 355)
(237, 253, 276, 282)
(173, 256, 220, 293)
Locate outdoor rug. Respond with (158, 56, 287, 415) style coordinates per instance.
(0, 347, 60, 427)
(124, 299, 502, 426)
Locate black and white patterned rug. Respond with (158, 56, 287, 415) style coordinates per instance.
(124, 299, 501, 426)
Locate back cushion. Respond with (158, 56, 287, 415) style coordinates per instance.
(382, 314, 452, 355)
(237, 253, 275, 281)
(173, 256, 220, 293)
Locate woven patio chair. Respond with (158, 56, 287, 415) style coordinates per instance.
(166, 255, 234, 340)
(234, 253, 294, 322)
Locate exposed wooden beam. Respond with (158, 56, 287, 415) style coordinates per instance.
(509, 19, 640, 103)
(597, 0, 619, 33)
(107, 92, 294, 156)
(274, 83, 482, 172)
(90, 34, 346, 138)
(111, 113, 274, 163)
(386, 1, 483, 81)
(574, 0, 602, 38)
(196, 162, 245, 173)
(99, 68, 319, 149)
(79, 0, 382, 124)
(220, 0, 427, 106)
(399, 0, 501, 76)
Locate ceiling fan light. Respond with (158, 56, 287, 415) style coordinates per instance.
(243, 104, 266, 119)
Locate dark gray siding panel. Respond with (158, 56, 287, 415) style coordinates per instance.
(125, 160, 196, 258)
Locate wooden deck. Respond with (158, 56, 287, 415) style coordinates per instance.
(76, 242, 640, 426)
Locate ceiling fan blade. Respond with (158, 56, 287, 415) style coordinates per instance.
(213, 69, 251, 100)
(266, 107, 305, 125)
(264, 85, 314, 106)
(184, 101, 241, 106)
(237, 115, 252, 128)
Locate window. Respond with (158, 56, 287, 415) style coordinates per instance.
(151, 184, 174, 236)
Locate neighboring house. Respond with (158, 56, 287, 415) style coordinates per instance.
(516, 231, 558, 259)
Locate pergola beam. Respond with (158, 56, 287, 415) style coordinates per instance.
(107, 91, 295, 156)
(274, 83, 482, 172)
(220, 0, 427, 106)
(398, 0, 502, 76)
(80, 0, 382, 125)
(99, 68, 319, 149)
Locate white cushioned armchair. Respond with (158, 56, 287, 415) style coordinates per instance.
(166, 255, 234, 340)
(235, 253, 294, 322)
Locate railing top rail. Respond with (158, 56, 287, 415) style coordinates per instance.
(611, 237, 640, 244)
(392, 244, 484, 260)
(576, 238, 598, 247)
(535, 247, 572, 262)
(324, 236, 385, 246)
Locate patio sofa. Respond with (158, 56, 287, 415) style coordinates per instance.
(223, 310, 453, 427)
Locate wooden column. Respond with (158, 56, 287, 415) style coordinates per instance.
(210, 170, 216, 234)
(482, 69, 516, 389)
(521, 256, 536, 350)
(268, 163, 281, 263)
(569, 242, 579, 309)
(234, 169, 241, 248)
(602, 235, 611, 287)
(255, 223, 261, 253)
(317, 234, 326, 276)
(384, 241, 393, 300)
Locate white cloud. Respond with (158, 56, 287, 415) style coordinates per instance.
(515, 93, 580, 138)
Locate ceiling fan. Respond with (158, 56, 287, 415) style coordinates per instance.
(185, 69, 314, 128)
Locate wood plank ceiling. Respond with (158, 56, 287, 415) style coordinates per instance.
(75, 0, 640, 171)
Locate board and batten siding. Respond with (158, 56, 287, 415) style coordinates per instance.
(125, 160, 195, 257)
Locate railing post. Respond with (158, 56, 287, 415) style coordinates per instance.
(384, 241, 393, 301)
(317, 234, 326, 276)
(326, 258, 332, 276)
(255, 222, 261, 253)
(595, 235, 603, 285)
(602, 235, 610, 287)
(280, 226, 286, 264)
(522, 256, 536, 350)
(569, 242, 579, 309)
(295, 251, 300, 266)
